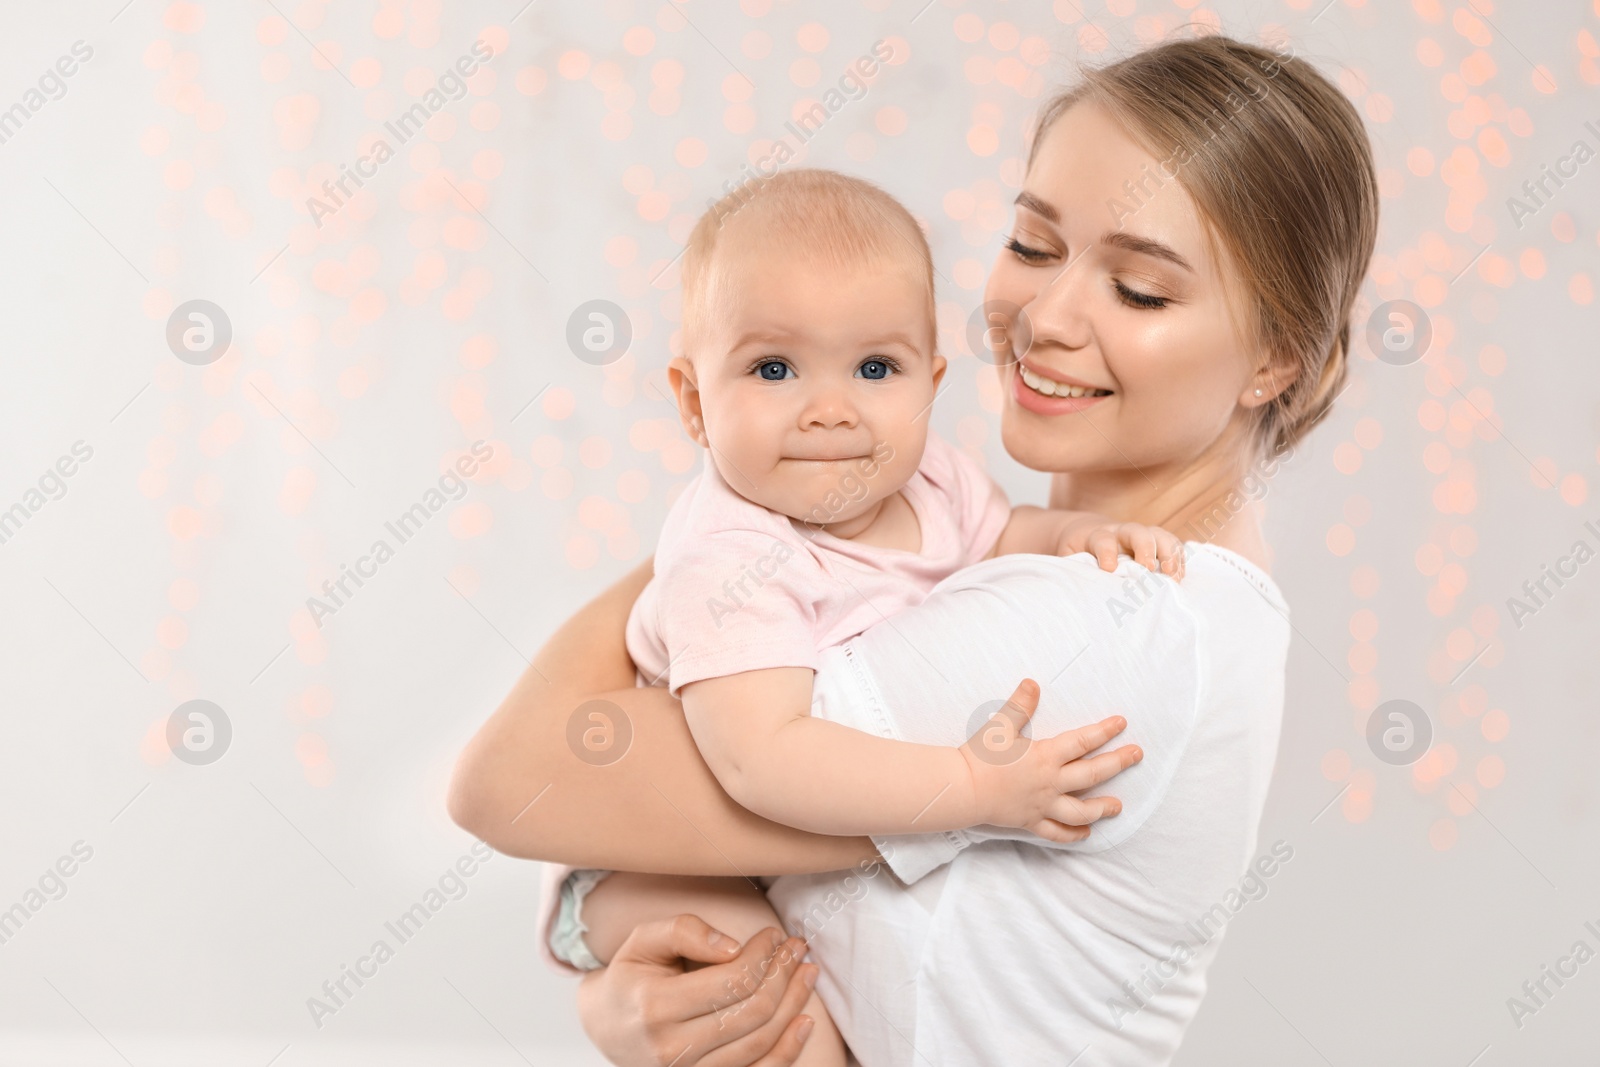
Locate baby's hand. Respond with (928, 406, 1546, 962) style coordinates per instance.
(1058, 515, 1185, 579)
(960, 679, 1143, 843)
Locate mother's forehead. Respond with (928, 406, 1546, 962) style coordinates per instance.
(1028, 99, 1165, 177)
(1020, 105, 1218, 270)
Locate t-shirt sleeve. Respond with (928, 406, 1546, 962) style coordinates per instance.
(651, 529, 821, 696)
(918, 431, 1011, 565)
(816, 553, 1206, 884)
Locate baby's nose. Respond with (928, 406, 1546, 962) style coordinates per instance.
(800, 386, 860, 429)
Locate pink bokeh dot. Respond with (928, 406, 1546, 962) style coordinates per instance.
(1326, 524, 1356, 556)
(543, 387, 576, 420)
(566, 535, 600, 569)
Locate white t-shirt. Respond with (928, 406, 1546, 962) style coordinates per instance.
(765, 544, 1290, 1066)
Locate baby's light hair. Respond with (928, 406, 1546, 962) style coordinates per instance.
(680, 168, 936, 356)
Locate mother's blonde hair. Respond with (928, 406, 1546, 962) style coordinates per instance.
(1031, 35, 1378, 455)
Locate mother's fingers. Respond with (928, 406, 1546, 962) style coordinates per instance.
(699, 964, 819, 1067)
(749, 1013, 818, 1067)
(677, 928, 808, 1018)
(615, 913, 744, 973)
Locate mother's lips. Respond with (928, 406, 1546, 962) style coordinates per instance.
(1017, 362, 1112, 398)
(1010, 364, 1114, 415)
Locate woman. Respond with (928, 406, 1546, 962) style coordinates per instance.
(450, 33, 1376, 1066)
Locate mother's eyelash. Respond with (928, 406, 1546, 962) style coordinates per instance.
(1114, 280, 1169, 309)
(1005, 237, 1053, 263)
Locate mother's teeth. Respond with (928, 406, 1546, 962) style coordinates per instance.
(1019, 366, 1107, 398)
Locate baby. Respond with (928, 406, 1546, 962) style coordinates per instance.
(545, 169, 1181, 1064)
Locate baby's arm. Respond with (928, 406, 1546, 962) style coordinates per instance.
(992, 505, 1186, 578)
(681, 672, 1135, 841)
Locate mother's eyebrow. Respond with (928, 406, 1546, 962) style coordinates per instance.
(1101, 230, 1194, 272)
(1014, 190, 1059, 224)
(1015, 189, 1194, 272)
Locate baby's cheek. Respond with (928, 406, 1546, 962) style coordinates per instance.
(886, 417, 930, 467)
(711, 405, 773, 459)
(863, 445, 918, 508)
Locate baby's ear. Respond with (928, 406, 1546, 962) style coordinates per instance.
(930, 352, 948, 389)
(666, 357, 707, 446)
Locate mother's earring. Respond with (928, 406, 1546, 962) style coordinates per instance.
(1254, 389, 1263, 397)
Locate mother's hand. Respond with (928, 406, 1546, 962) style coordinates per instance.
(577, 915, 819, 1067)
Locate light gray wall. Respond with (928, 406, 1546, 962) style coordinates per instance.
(1, 1, 1594, 1063)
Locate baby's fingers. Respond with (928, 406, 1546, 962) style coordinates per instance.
(1057, 743, 1143, 794)
(1044, 714, 1127, 762)
(1154, 529, 1186, 579)
(1120, 523, 1160, 573)
(1086, 528, 1121, 573)
(1029, 819, 1091, 844)
(1048, 793, 1123, 828)
(965, 679, 1041, 761)
(1002, 678, 1042, 727)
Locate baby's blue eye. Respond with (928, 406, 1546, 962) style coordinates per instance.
(756, 360, 792, 381)
(857, 359, 892, 380)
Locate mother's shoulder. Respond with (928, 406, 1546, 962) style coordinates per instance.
(915, 547, 1290, 680)
(938, 544, 1287, 621)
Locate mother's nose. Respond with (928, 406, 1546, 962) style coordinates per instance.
(1021, 252, 1096, 353)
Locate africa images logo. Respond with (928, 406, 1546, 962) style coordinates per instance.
(305, 441, 494, 627)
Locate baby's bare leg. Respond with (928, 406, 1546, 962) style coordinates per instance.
(581, 872, 847, 1067)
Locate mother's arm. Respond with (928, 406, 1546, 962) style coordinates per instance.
(447, 559, 876, 875)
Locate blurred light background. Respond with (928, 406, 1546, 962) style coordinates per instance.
(1, 0, 1596, 1063)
